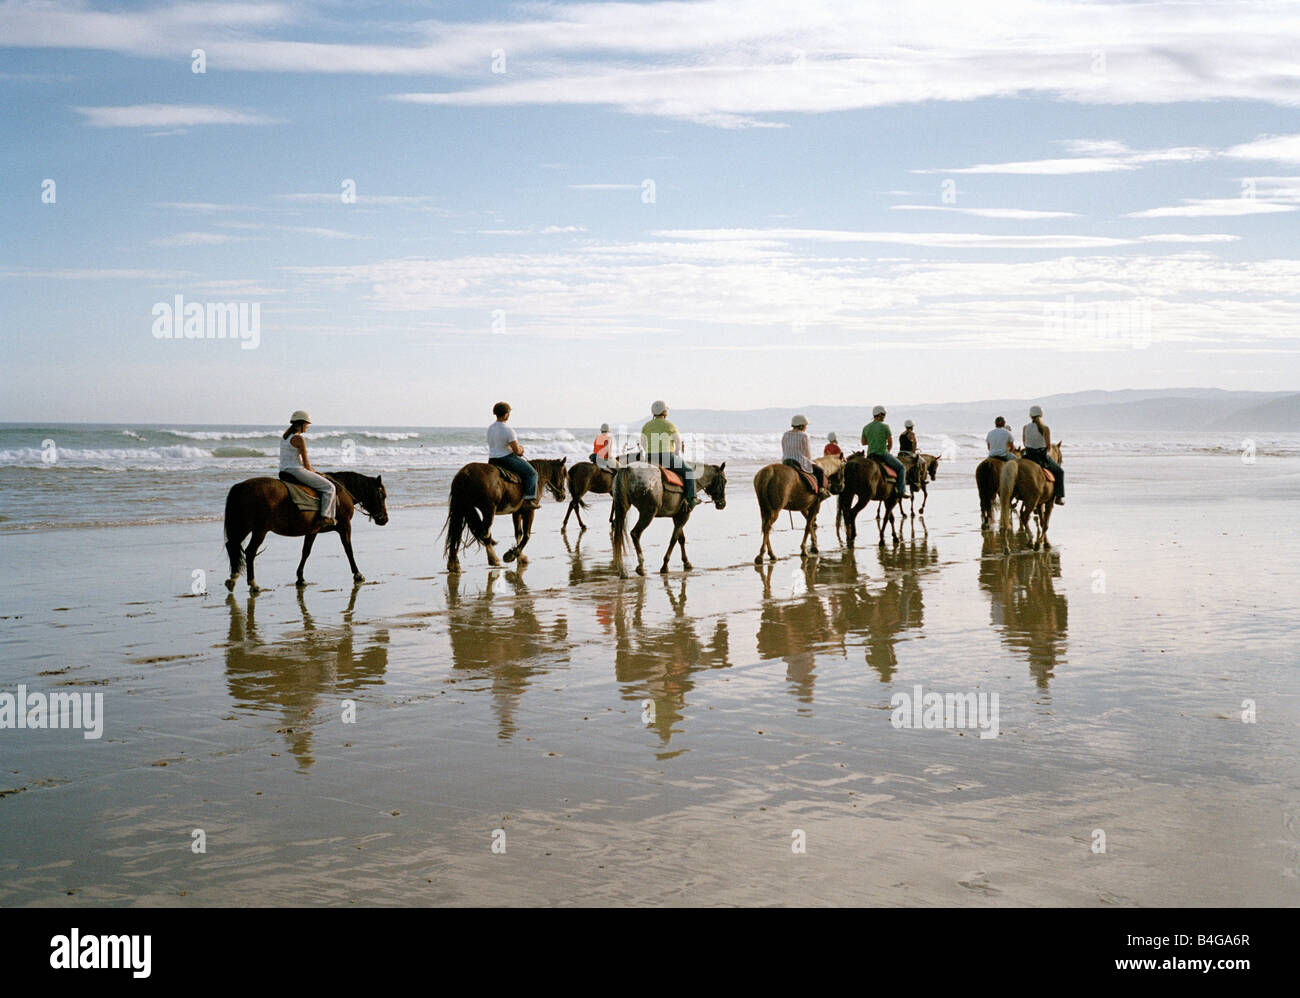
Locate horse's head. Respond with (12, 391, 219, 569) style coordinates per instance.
(361, 474, 389, 525)
(543, 458, 567, 502)
(1050, 441, 1063, 465)
(823, 456, 847, 495)
(927, 455, 940, 481)
(702, 461, 727, 510)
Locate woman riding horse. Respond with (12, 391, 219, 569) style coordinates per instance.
(279, 410, 336, 526)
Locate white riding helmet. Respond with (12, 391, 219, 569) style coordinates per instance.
(872, 405, 886, 417)
(651, 400, 668, 416)
(290, 410, 311, 424)
(827, 431, 838, 442)
(600, 422, 610, 433)
(1029, 405, 1043, 418)
(904, 420, 914, 428)
(791, 414, 808, 428)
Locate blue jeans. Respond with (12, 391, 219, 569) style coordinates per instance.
(873, 452, 908, 497)
(648, 451, 696, 502)
(1023, 448, 1063, 498)
(489, 454, 538, 500)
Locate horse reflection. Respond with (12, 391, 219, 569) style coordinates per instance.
(834, 541, 936, 682)
(609, 576, 730, 750)
(445, 570, 568, 741)
(224, 584, 388, 770)
(754, 560, 842, 710)
(979, 533, 1068, 686)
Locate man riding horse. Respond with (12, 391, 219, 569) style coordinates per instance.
(642, 400, 699, 509)
(861, 405, 909, 504)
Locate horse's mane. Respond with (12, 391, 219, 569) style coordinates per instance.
(322, 470, 375, 505)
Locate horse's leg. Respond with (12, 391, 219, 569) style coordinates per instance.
(295, 533, 317, 586)
(755, 501, 769, 565)
(337, 521, 364, 582)
(678, 518, 693, 572)
(244, 529, 268, 593)
(660, 519, 683, 574)
(799, 508, 813, 558)
(764, 509, 781, 561)
(1041, 503, 1053, 550)
(506, 509, 534, 565)
(225, 522, 250, 591)
(809, 503, 820, 555)
(630, 507, 652, 576)
(919, 483, 928, 515)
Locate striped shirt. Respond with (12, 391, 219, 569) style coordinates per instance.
(781, 429, 814, 473)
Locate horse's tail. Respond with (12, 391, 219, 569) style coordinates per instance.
(442, 470, 491, 561)
(998, 459, 1018, 535)
(223, 484, 246, 580)
(610, 468, 630, 572)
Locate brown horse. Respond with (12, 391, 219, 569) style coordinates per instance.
(610, 461, 727, 578)
(837, 452, 903, 547)
(560, 456, 635, 532)
(900, 453, 940, 517)
(753, 455, 845, 563)
(998, 442, 1063, 553)
(976, 456, 1012, 530)
(443, 458, 567, 572)
(223, 471, 390, 592)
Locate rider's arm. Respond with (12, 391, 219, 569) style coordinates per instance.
(292, 434, 315, 472)
(1040, 424, 1052, 450)
(509, 439, 525, 457)
(887, 433, 894, 451)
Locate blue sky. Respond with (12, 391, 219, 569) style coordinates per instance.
(2, 0, 1298, 426)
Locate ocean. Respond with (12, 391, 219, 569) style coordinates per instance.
(1, 422, 1294, 531)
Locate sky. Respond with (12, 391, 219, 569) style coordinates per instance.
(1, 0, 1299, 427)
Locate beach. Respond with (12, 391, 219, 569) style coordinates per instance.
(1, 442, 1298, 906)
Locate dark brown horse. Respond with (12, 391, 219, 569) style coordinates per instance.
(223, 471, 390, 592)
(900, 452, 940, 517)
(560, 458, 626, 532)
(753, 455, 845, 563)
(976, 456, 1012, 530)
(837, 452, 902, 547)
(610, 461, 727, 577)
(443, 458, 567, 572)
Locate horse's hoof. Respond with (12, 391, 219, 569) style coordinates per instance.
(224, 578, 236, 592)
(635, 565, 646, 576)
(249, 584, 262, 594)
(659, 565, 669, 575)
(755, 554, 763, 565)
(353, 574, 365, 583)
(810, 546, 819, 555)
(503, 549, 517, 563)
(682, 561, 692, 571)
(296, 578, 307, 587)
(448, 563, 461, 574)
(516, 554, 528, 566)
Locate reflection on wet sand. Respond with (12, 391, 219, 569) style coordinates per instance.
(607, 577, 730, 751)
(753, 538, 939, 696)
(445, 570, 569, 741)
(979, 534, 1069, 687)
(224, 585, 389, 770)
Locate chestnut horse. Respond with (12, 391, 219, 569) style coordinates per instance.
(900, 453, 940, 517)
(610, 461, 727, 578)
(753, 455, 846, 563)
(223, 471, 389, 592)
(444, 458, 567, 572)
(560, 453, 636, 532)
(838, 452, 903, 547)
(998, 442, 1063, 553)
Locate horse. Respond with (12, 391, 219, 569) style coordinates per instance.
(976, 456, 1013, 530)
(753, 455, 846, 563)
(997, 442, 1063, 553)
(560, 453, 636, 532)
(610, 461, 727, 578)
(837, 452, 903, 547)
(900, 453, 940, 517)
(443, 458, 567, 573)
(223, 471, 389, 592)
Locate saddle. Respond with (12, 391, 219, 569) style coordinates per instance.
(660, 466, 684, 491)
(1022, 456, 1055, 483)
(867, 454, 898, 479)
(495, 466, 522, 485)
(278, 471, 322, 513)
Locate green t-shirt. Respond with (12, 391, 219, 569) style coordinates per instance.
(641, 418, 679, 459)
(862, 420, 891, 456)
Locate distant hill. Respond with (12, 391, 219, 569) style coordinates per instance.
(621, 389, 1299, 432)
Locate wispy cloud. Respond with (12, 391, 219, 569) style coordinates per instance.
(915, 141, 1213, 175)
(892, 205, 1080, 219)
(73, 104, 281, 128)
(1126, 198, 1296, 218)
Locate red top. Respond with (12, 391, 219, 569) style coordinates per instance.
(824, 443, 842, 457)
(593, 433, 612, 458)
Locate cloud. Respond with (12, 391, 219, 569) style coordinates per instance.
(6, 2, 1299, 127)
(275, 193, 446, 211)
(478, 225, 590, 235)
(916, 141, 1213, 175)
(1126, 198, 1296, 218)
(653, 227, 1136, 249)
(73, 104, 281, 128)
(568, 184, 641, 191)
(1225, 134, 1300, 164)
(892, 205, 1080, 219)
(150, 231, 243, 247)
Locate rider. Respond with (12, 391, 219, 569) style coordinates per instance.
(280, 410, 336, 527)
(641, 400, 699, 508)
(824, 431, 842, 458)
(898, 420, 918, 457)
(782, 414, 829, 500)
(986, 416, 1017, 459)
(1022, 405, 1064, 505)
(591, 423, 613, 466)
(862, 405, 909, 503)
(487, 402, 540, 508)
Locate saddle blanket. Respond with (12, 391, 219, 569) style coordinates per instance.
(495, 466, 521, 485)
(278, 472, 323, 513)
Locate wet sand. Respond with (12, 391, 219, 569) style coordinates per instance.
(1, 454, 1298, 905)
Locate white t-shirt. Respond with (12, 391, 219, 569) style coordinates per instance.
(1023, 420, 1047, 449)
(986, 427, 1014, 458)
(487, 420, 517, 459)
